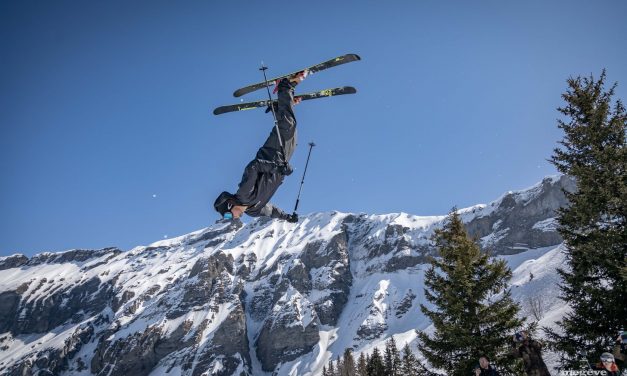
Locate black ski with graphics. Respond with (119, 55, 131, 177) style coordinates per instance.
(214, 86, 356, 115)
(232, 54, 361, 97)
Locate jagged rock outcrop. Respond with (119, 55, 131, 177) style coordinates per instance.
(92, 323, 174, 375)
(0, 254, 28, 270)
(26, 247, 122, 267)
(255, 287, 320, 371)
(0, 291, 20, 333)
(300, 232, 352, 325)
(2, 276, 114, 335)
(195, 304, 250, 376)
(465, 175, 574, 254)
(395, 290, 417, 318)
(3, 323, 94, 376)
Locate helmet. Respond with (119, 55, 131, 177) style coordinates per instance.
(600, 352, 614, 363)
(213, 191, 238, 217)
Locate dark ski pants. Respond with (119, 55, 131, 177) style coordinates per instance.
(234, 159, 284, 215)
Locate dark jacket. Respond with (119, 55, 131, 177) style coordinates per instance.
(513, 340, 551, 376)
(475, 364, 501, 376)
(234, 78, 298, 219)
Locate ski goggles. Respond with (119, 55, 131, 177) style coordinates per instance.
(600, 355, 614, 363)
(223, 202, 234, 219)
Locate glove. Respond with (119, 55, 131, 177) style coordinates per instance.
(265, 102, 278, 113)
(286, 213, 298, 223)
(279, 163, 293, 176)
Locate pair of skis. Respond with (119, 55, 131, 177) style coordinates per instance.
(213, 53, 360, 115)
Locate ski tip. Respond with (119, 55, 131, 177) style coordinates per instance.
(233, 83, 271, 98)
(347, 53, 361, 61)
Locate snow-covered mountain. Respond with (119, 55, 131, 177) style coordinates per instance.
(0, 175, 575, 376)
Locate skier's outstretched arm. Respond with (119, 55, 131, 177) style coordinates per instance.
(276, 78, 293, 113)
(276, 72, 305, 118)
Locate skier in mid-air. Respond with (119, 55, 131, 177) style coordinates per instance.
(213, 71, 307, 222)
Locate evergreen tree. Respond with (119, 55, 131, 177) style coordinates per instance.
(400, 343, 420, 375)
(417, 210, 523, 376)
(366, 347, 386, 376)
(341, 348, 357, 376)
(545, 70, 627, 368)
(327, 358, 336, 376)
(384, 337, 401, 375)
(357, 352, 368, 376)
(323, 365, 329, 376)
(336, 355, 344, 376)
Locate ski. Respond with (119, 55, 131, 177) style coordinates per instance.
(232, 53, 361, 97)
(214, 86, 357, 115)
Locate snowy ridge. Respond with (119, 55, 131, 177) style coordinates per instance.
(470, 174, 563, 219)
(0, 176, 572, 376)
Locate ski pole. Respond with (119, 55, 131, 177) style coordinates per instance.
(259, 64, 286, 158)
(293, 142, 316, 213)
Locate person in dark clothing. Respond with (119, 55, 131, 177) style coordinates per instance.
(214, 71, 307, 222)
(612, 332, 627, 369)
(512, 331, 551, 376)
(474, 355, 501, 376)
(592, 352, 622, 375)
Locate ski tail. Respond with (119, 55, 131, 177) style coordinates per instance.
(296, 86, 357, 101)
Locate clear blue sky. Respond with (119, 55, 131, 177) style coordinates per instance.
(1, 1, 626, 256)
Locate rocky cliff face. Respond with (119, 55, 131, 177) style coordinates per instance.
(465, 175, 575, 254)
(0, 175, 573, 375)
